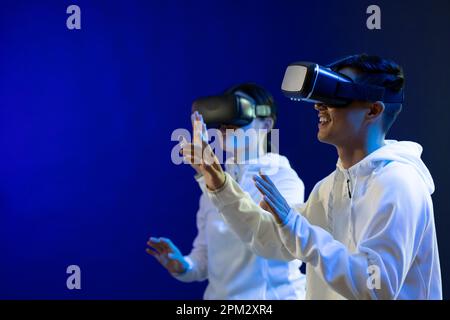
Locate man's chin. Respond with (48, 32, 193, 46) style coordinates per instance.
(317, 132, 326, 142)
(317, 132, 333, 145)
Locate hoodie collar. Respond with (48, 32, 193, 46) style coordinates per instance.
(336, 140, 435, 194)
(335, 149, 380, 177)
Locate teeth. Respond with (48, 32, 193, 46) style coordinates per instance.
(319, 116, 330, 124)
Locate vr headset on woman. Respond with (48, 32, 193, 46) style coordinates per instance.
(191, 91, 271, 128)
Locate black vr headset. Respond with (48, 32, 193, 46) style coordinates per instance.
(281, 62, 404, 106)
(192, 91, 272, 128)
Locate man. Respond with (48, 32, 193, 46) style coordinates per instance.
(147, 83, 306, 299)
(183, 55, 442, 299)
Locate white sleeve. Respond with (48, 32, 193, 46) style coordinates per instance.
(277, 168, 429, 299)
(172, 189, 209, 283)
(207, 172, 303, 261)
(209, 167, 429, 299)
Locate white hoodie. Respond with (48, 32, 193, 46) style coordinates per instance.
(173, 153, 307, 300)
(207, 141, 442, 299)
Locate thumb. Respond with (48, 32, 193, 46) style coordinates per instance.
(260, 199, 274, 214)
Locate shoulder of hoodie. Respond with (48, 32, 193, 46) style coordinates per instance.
(308, 161, 430, 201)
(366, 162, 432, 227)
(370, 161, 429, 196)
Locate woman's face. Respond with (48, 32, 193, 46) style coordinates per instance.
(218, 118, 271, 158)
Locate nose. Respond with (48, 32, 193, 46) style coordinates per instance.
(314, 103, 327, 111)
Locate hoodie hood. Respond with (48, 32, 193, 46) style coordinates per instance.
(337, 140, 435, 194)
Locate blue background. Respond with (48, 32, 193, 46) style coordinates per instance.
(1, 0, 449, 299)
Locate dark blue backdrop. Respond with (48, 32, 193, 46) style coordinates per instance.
(1, 0, 449, 299)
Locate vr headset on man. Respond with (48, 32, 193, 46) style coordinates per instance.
(192, 61, 404, 128)
(281, 61, 404, 106)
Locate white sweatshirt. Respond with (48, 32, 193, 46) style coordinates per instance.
(173, 153, 307, 300)
(207, 141, 442, 299)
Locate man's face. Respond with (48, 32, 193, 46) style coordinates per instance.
(314, 67, 371, 147)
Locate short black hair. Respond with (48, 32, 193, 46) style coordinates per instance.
(224, 83, 278, 124)
(328, 54, 405, 133)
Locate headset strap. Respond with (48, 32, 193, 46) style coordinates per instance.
(337, 82, 404, 103)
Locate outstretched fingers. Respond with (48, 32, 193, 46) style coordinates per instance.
(254, 177, 279, 206)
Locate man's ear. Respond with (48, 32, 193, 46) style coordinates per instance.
(367, 101, 385, 121)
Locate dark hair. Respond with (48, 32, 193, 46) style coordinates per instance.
(224, 83, 278, 124)
(224, 83, 277, 152)
(328, 54, 405, 133)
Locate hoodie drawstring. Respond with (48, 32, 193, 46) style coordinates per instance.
(346, 178, 352, 199)
(348, 168, 359, 247)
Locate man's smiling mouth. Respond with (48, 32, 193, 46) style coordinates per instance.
(318, 113, 331, 127)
